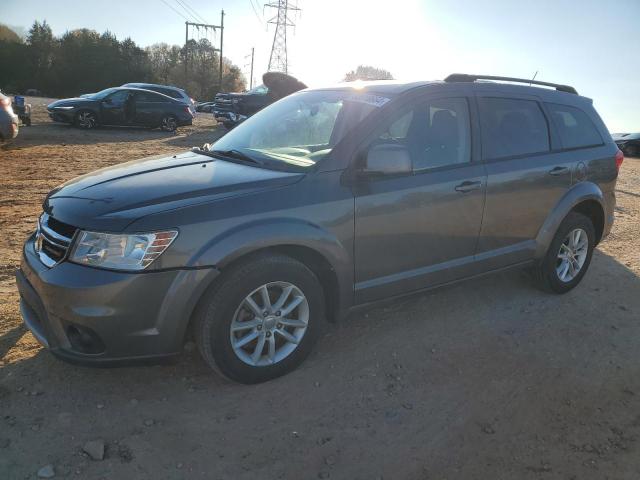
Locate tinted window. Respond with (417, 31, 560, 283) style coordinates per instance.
(478, 97, 550, 159)
(546, 103, 603, 149)
(155, 88, 183, 99)
(376, 97, 471, 170)
(136, 91, 164, 103)
(106, 90, 132, 104)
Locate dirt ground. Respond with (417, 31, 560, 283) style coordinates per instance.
(0, 99, 639, 480)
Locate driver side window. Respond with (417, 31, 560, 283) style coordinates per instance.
(106, 90, 131, 105)
(373, 97, 471, 171)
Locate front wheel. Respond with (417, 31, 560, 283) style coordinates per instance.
(75, 110, 97, 129)
(534, 212, 595, 293)
(194, 253, 325, 384)
(160, 115, 178, 132)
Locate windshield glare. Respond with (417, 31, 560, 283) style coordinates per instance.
(211, 90, 389, 169)
(89, 88, 119, 99)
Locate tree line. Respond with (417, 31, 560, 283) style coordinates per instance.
(0, 21, 245, 100)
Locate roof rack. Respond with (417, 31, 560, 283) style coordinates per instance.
(444, 73, 578, 95)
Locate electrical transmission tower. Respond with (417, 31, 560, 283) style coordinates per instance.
(265, 0, 300, 74)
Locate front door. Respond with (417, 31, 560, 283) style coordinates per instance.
(100, 90, 131, 125)
(354, 96, 487, 303)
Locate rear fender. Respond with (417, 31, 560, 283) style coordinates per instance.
(534, 181, 604, 259)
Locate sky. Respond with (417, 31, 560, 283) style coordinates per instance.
(2, 0, 639, 131)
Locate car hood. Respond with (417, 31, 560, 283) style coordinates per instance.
(48, 97, 96, 108)
(43, 151, 303, 231)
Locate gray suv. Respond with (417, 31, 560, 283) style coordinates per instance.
(16, 74, 622, 383)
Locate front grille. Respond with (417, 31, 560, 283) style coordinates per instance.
(35, 213, 77, 267)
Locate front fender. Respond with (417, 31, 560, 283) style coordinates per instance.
(190, 217, 354, 310)
(534, 181, 604, 259)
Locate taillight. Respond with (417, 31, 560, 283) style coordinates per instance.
(615, 149, 624, 171)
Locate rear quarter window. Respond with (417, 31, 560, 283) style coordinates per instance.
(546, 103, 603, 149)
(478, 97, 550, 159)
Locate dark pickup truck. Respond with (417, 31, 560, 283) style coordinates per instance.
(213, 73, 308, 128)
(212, 84, 271, 128)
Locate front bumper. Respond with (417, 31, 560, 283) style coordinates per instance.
(16, 234, 218, 366)
(48, 109, 74, 123)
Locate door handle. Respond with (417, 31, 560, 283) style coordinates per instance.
(455, 180, 482, 193)
(548, 166, 570, 176)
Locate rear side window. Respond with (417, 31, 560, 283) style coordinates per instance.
(546, 103, 603, 149)
(478, 97, 550, 159)
(136, 92, 164, 103)
(162, 89, 183, 100)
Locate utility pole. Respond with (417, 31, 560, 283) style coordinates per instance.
(219, 10, 224, 90)
(245, 47, 255, 89)
(184, 22, 189, 76)
(183, 12, 224, 88)
(250, 47, 254, 89)
(265, 0, 300, 73)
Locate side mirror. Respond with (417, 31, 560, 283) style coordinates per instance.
(362, 143, 412, 176)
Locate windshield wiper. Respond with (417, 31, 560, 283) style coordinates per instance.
(210, 149, 264, 165)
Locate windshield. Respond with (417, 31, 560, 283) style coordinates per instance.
(246, 84, 268, 95)
(210, 89, 390, 169)
(88, 88, 120, 100)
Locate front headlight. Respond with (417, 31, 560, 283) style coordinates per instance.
(55, 106, 75, 110)
(69, 230, 178, 271)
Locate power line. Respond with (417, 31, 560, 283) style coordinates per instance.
(175, 0, 209, 24)
(248, 0, 264, 25)
(160, 0, 190, 21)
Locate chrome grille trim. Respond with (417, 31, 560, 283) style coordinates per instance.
(35, 213, 76, 267)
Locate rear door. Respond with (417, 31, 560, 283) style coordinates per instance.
(474, 94, 573, 268)
(134, 91, 168, 126)
(354, 94, 487, 303)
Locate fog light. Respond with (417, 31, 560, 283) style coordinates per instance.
(66, 325, 105, 354)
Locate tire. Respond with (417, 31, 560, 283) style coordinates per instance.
(194, 253, 326, 384)
(74, 110, 97, 129)
(160, 115, 178, 132)
(534, 212, 595, 294)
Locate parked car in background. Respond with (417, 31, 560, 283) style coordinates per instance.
(612, 132, 640, 157)
(0, 91, 19, 141)
(47, 87, 193, 131)
(122, 83, 196, 114)
(196, 101, 215, 113)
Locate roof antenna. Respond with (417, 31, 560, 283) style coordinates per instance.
(529, 70, 538, 86)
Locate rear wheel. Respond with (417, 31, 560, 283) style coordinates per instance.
(534, 212, 595, 293)
(160, 115, 178, 132)
(75, 110, 97, 129)
(194, 253, 325, 384)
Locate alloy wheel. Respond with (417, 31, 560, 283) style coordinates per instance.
(556, 228, 588, 282)
(229, 281, 309, 367)
(161, 116, 177, 131)
(77, 112, 96, 129)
